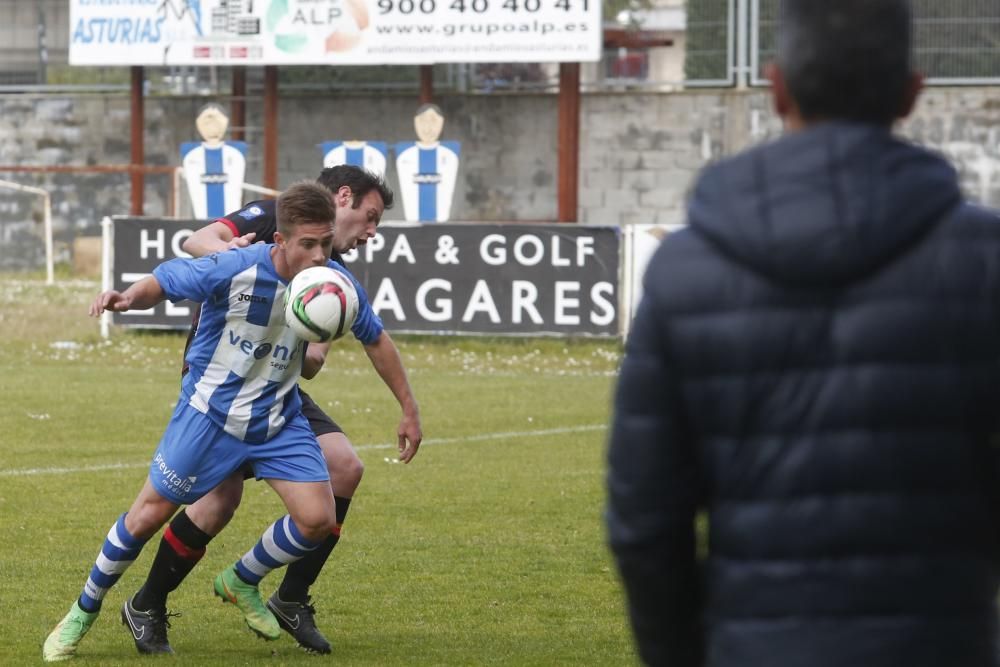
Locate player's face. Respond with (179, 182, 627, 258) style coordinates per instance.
(282, 221, 336, 276)
(334, 190, 385, 252)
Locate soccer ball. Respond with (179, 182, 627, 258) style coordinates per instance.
(284, 265, 359, 343)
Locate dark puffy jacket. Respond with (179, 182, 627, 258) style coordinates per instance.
(608, 123, 1000, 667)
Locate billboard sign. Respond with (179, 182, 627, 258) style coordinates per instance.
(69, 0, 601, 65)
(111, 217, 198, 329)
(107, 219, 620, 336)
(343, 223, 620, 336)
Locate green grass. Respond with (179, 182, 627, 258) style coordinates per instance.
(0, 275, 633, 665)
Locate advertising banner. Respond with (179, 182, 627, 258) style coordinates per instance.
(107, 219, 620, 335)
(111, 217, 198, 329)
(343, 223, 620, 336)
(69, 0, 601, 65)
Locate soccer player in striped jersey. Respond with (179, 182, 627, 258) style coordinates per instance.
(113, 166, 419, 656)
(43, 181, 407, 662)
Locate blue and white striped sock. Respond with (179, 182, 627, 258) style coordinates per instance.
(78, 513, 147, 613)
(234, 515, 319, 585)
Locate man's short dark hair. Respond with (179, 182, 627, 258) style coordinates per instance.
(276, 181, 336, 237)
(316, 165, 395, 211)
(778, 0, 913, 125)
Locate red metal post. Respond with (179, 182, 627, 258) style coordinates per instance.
(419, 65, 434, 104)
(557, 63, 580, 223)
(263, 66, 278, 193)
(231, 66, 246, 142)
(130, 66, 144, 216)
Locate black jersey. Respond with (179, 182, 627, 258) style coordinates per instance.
(217, 199, 345, 265)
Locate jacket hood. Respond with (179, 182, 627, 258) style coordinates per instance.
(688, 123, 962, 287)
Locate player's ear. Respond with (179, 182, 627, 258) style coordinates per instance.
(766, 62, 793, 118)
(336, 185, 353, 207)
(896, 71, 924, 121)
(274, 230, 286, 248)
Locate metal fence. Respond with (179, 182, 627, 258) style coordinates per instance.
(911, 0, 1000, 83)
(751, 0, 1000, 86)
(685, 0, 1000, 88)
(684, 0, 735, 86)
(0, 0, 63, 86)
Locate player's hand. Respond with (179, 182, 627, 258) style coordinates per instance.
(89, 290, 131, 317)
(226, 231, 257, 250)
(396, 410, 423, 463)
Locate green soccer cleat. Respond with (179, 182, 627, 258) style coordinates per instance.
(213, 566, 280, 640)
(42, 601, 99, 662)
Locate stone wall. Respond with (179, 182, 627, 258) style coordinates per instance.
(1, 86, 998, 270)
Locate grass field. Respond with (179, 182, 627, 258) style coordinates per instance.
(0, 275, 633, 666)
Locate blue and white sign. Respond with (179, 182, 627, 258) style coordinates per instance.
(180, 141, 248, 220)
(395, 141, 461, 223)
(68, 0, 601, 65)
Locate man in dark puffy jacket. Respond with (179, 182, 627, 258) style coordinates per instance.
(607, 1, 1000, 666)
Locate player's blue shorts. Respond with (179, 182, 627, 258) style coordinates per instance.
(148, 400, 329, 504)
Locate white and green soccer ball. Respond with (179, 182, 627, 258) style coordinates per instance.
(284, 265, 359, 343)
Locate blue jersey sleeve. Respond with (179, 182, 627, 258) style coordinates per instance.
(153, 250, 246, 304)
(328, 261, 384, 345)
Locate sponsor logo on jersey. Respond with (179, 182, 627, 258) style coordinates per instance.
(200, 173, 230, 184)
(237, 293, 269, 304)
(226, 329, 300, 362)
(153, 452, 197, 496)
(238, 205, 265, 220)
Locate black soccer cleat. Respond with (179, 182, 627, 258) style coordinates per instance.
(266, 593, 332, 655)
(121, 596, 176, 655)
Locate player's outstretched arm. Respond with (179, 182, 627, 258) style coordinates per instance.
(302, 341, 331, 380)
(363, 331, 423, 463)
(88, 275, 165, 317)
(182, 221, 256, 258)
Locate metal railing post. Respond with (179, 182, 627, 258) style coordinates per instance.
(43, 192, 53, 284)
(736, 0, 751, 88)
(100, 216, 112, 339)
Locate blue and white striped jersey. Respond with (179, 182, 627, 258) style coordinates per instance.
(153, 243, 383, 444)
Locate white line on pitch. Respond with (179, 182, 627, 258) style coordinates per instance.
(0, 424, 608, 478)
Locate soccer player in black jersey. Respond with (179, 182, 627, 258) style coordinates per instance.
(121, 166, 422, 655)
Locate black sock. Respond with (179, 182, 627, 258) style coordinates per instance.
(132, 510, 213, 611)
(278, 496, 352, 602)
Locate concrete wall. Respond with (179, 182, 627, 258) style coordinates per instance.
(1, 87, 998, 270)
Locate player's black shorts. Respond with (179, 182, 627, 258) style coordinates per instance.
(299, 389, 343, 437)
